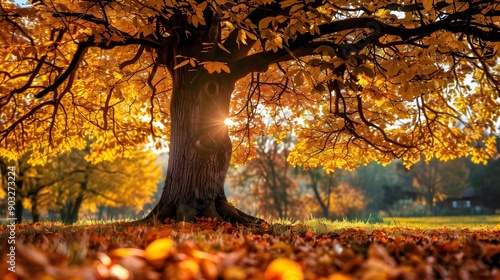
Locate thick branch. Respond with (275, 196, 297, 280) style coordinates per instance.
(231, 7, 499, 79)
(34, 41, 89, 98)
(119, 46, 145, 70)
(52, 11, 108, 26)
(34, 36, 160, 98)
(0, 101, 56, 143)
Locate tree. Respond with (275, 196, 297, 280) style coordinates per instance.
(343, 161, 403, 213)
(468, 139, 500, 212)
(229, 135, 302, 219)
(1, 145, 161, 223)
(409, 157, 469, 215)
(1, 0, 499, 224)
(0, 152, 55, 222)
(300, 166, 346, 218)
(48, 146, 161, 223)
(301, 176, 367, 219)
(1, 153, 30, 222)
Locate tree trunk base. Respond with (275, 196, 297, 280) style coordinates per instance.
(143, 199, 265, 226)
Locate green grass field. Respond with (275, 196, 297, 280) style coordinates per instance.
(383, 215, 500, 228)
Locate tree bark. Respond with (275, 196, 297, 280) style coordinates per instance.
(15, 200, 23, 223)
(61, 182, 86, 224)
(145, 69, 262, 224)
(30, 195, 39, 223)
(70, 190, 84, 223)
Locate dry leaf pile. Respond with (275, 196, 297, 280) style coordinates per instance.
(1, 219, 500, 279)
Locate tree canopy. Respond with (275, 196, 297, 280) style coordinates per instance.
(1, 0, 499, 170)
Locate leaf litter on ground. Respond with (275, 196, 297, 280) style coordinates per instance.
(1, 218, 500, 279)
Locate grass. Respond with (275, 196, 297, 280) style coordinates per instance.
(302, 215, 500, 234)
(383, 215, 500, 229)
(3, 215, 499, 238)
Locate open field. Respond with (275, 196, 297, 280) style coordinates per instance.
(2, 219, 500, 279)
(384, 215, 500, 228)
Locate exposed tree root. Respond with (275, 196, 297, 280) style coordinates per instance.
(143, 198, 265, 226)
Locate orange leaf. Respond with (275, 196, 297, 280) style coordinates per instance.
(329, 273, 354, 280)
(264, 258, 303, 280)
(144, 238, 174, 261)
(111, 248, 145, 258)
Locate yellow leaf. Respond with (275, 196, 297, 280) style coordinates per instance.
(132, 17, 140, 28)
(144, 238, 174, 261)
(189, 58, 197, 67)
(423, 0, 433, 12)
(111, 248, 145, 258)
(385, 61, 399, 76)
(192, 15, 200, 27)
(174, 58, 191, 70)
(280, 0, 296, 8)
(109, 264, 130, 279)
(200, 61, 231, 74)
(246, 31, 257, 41)
(223, 266, 247, 280)
(328, 273, 354, 280)
(217, 43, 231, 54)
(259, 17, 274, 30)
(289, 4, 304, 14)
(165, 0, 177, 7)
(113, 71, 123, 80)
(314, 45, 336, 56)
(264, 258, 303, 280)
(197, 1, 208, 10)
(238, 30, 247, 45)
(274, 36, 283, 49)
(108, 33, 125, 43)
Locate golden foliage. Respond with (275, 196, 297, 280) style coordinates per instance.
(301, 182, 366, 218)
(48, 146, 162, 215)
(1, 0, 499, 172)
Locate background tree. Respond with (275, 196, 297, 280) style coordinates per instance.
(409, 157, 469, 215)
(48, 146, 161, 224)
(1, 154, 28, 221)
(1, 0, 499, 223)
(0, 152, 48, 222)
(229, 135, 302, 219)
(1, 146, 161, 223)
(300, 166, 346, 218)
(343, 162, 403, 214)
(301, 181, 367, 219)
(467, 139, 500, 213)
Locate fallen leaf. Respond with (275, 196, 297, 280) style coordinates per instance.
(223, 266, 247, 280)
(264, 257, 304, 280)
(144, 238, 174, 261)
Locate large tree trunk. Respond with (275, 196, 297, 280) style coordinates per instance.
(61, 184, 85, 224)
(69, 191, 84, 223)
(146, 69, 261, 224)
(142, 12, 263, 225)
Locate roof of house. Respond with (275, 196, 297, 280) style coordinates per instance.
(462, 187, 475, 198)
